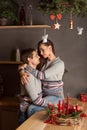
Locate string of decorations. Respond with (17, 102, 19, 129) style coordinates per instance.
(37, 0, 87, 16)
(37, 0, 87, 34)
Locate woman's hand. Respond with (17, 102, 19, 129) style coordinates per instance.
(18, 63, 27, 70)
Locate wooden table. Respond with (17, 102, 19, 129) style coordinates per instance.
(16, 98, 87, 130)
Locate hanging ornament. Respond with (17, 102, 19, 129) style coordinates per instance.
(55, 17, 61, 30)
(70, 13, 74, 29)
(50, 14, 55, 20)
(51, 22, 61, 30)
(70, 19, 74, 29)
(77, 27, 83, 35)
(54, 22, 61, 29)
(50, 14, 61, 30)
(56, 13, 62, 20)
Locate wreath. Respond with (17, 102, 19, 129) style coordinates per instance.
(44, 99, 87, 126)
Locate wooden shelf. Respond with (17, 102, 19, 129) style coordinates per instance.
(0, 61, 22, 64)
(0, 25, 51, 29)
(0, 96, 19, 108)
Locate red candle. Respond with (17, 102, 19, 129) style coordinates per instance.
(67, 95, 69, 105)
(58, 100, 61, 113)
(66, 96, 69, 114)
(62, 100, 64, 114)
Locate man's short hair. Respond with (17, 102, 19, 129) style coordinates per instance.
(21, 48, 36, 63)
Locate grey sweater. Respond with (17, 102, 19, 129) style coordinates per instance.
(24, 57, 65, 106)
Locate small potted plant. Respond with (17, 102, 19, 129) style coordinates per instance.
(0, 0, 19, 25)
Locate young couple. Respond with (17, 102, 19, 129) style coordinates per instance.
(19, 35, 65, 124)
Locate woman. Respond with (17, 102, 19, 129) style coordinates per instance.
(21, 35, 65, 117)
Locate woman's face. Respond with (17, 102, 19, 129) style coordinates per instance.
(39, 44, 51, 58)
(32, 51, 40, 65)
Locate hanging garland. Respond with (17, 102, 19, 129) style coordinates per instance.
(67, 0, 87, 16)
(37, 0, 68, 30)
(37, 0, 87, 16)
(37, 0, 87, 31)
(37, 0, 68, 15)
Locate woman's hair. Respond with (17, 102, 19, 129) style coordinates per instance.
(37, 39, 55, 70)
(37, 39, 55, 55)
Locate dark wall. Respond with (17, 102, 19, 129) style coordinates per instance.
(0, 64, 20, 97)
(0, 0, 87, 97)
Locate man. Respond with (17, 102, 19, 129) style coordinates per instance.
(18, 48, 59, 124)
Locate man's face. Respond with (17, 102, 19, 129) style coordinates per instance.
(30, 51, 40, 66)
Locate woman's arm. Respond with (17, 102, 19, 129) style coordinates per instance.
(18, 64, 47, 107)
(25, 61, 65, 80)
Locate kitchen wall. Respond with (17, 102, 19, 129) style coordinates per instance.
(0, 0, 87, 98)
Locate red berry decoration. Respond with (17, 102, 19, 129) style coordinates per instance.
(50, 14, 55, 20)
(56, 14, 62, 20)
(80, 113, 87, 117)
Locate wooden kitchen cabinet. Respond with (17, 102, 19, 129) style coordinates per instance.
(0, 97, 19, 130)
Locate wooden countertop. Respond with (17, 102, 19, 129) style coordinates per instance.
(0, 96, 19, 108)
(16, 98, 87, 130)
